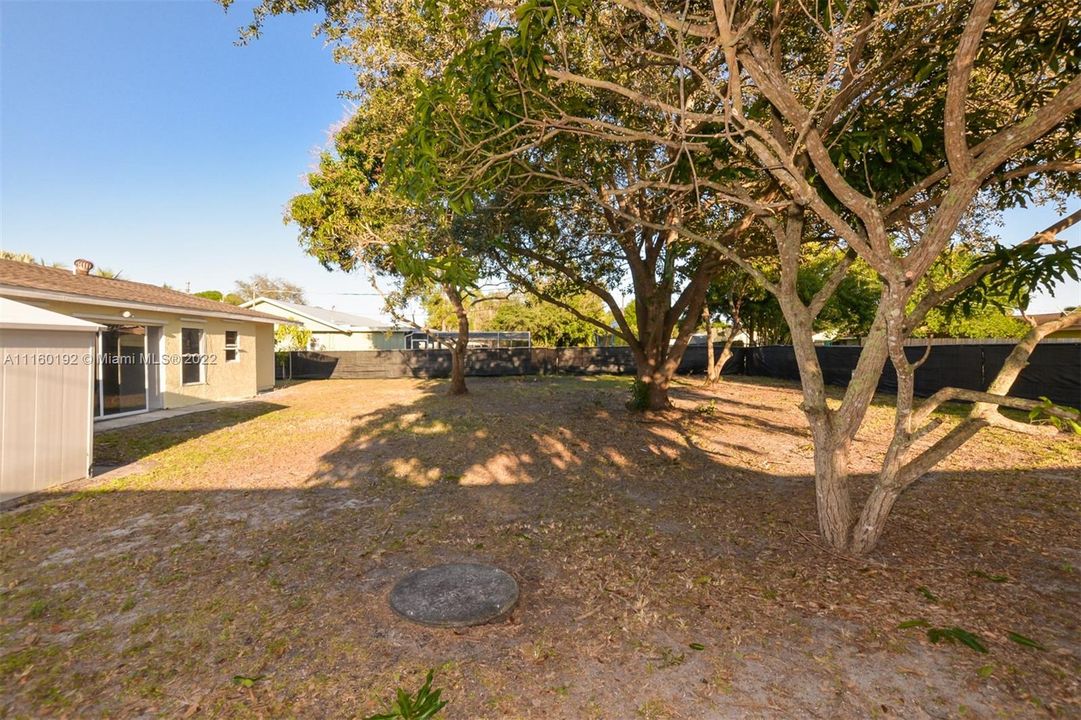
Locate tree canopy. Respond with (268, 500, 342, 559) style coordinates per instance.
(230, 0, 1081, 554)
(384, 0, 1079, 554)
(234, 274, 308, 304)
(490, 293, 608, 347)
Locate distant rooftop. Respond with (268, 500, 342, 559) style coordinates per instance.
(243, 297, 401, 331)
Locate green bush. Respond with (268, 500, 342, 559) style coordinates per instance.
(627, 378, 649, 411)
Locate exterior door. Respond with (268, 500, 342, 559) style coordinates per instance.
(95, 325, 148, 417)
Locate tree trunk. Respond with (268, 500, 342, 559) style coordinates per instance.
(704, 306, 720, 385)
(713, 342, 733, 383)
(810, 424, 854, 550)
(449, 342, 468, 395)
(629, 309, 678, 410)
(775, 231, 859, 552)
(710, 319, 741, 383)
(631, 333, 673, 410)
(845, 308, 1081, 555)
(848, 483, 901, 555)
(444, 284, 469, 396)
(636, 366, 672, 411)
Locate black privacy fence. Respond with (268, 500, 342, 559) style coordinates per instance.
(276, 341, 1080, 408)
(276, 346, 737, 382)
(742, 343, 1079, 408)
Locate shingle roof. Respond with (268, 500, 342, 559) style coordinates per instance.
(0, 259, 282, 323)
(244, 297, 400, 330)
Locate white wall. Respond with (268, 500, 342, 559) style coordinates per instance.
(1, 329, 96, 503)
(309, 330, 408, 351)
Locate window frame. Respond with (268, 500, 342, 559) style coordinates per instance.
(224, 330, 240, 363)
(181, 328, 206, 385)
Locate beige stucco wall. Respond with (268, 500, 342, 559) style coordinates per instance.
(160, 316, 259, 408)
(255, 323, 275, 391)
(243, 299, 408, 351)
(13, 299, 273, 410)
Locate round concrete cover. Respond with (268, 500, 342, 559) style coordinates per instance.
(389, 563, 519, 627)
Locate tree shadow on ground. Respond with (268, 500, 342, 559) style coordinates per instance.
(300, 375, 1072, 569)
(2, 376, 1078, 719)
(93, 401, 289, 467)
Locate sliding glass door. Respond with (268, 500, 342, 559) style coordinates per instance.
(95, 325, 148, 417)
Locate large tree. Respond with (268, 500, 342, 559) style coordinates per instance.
(479, 174, 753, 408)
(387, 5, 777, 409)
(230, 0, 1080, 552)
(287, 104, 489, 395)
(392, 0, 1081, 554)
(224, 0, 505, 395)
(227, 0, 767, 410)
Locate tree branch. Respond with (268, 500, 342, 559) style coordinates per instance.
(913, 387, 1080, 428)
(943, 0, 995, 176)
(808, 250, 856, 318)
(906, 208, 1081, 332)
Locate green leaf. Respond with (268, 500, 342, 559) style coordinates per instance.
(232, 674, 265, 688)
(914, 62, 935, 83)
(927, 626, 988, 653)
(1006, 632, 1046, 651)
(689, 643, 705, 651)
(977, 664, 995, 677)
(898, 618, 930, 629)
(916, 586, 939, 603)
(949, 627, 989, 654)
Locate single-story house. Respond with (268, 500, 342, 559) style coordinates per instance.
(242, 297, 409, 351)
(0, 258, 285, 419)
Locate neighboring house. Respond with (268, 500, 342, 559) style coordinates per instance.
(687, 329, 751, 346)
(0, 258, 284, 419)
(242, 297, 409, 351)
(1022, 312, 1081, 339)
(686, 329, 838, 345)
(404, 330, 531, 349)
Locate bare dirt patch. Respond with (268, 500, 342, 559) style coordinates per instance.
(1, 376, 1078, 718)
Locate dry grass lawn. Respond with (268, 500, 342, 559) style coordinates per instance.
(1, 375, 1079, 719)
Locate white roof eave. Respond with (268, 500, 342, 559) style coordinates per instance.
(0, 297, 104, 332)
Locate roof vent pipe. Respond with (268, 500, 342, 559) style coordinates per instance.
(73, 259, 94, 276)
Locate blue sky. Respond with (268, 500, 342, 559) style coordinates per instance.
(1, 0, 1078, 317)
(1, 0, 393, 316)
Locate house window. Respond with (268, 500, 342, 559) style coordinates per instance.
(181, 328, 204, 384)
(224, 330, 239, 362)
